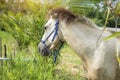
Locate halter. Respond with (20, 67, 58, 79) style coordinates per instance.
(41, 19, 64, 63)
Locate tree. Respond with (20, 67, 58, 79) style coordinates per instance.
(68, 0, 120, 28)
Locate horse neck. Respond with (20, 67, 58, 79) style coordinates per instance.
(60, 21, 103, 61)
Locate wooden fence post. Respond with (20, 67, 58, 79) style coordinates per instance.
(4, 44, 7, 58)
(4, 44, 7, 65)
(0, 38, 2, 57)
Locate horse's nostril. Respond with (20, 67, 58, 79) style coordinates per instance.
(42, 49, 44, 53)
(38, 47, 44, 53)
(38, 45, 49, 56)
(38, 46, 41, 52)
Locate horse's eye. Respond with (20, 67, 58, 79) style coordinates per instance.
(44, 27, 47, 30)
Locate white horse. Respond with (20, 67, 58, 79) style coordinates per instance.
(38, 8, 120, 80)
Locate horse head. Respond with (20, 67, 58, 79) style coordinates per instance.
(38, 9, 64, 56)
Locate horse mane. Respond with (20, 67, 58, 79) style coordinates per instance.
(46, 8, 97, 28)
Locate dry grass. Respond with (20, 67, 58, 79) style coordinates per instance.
(55, 45, 86, 80)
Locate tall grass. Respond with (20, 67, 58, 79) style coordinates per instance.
(0, 44, 83, 80)
(0, 30, 60, 80)
(0, 50, 57, 80)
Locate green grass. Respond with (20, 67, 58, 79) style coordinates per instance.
(0, 31, 56, 80)
(0, 32, 85, 80)
(0, 49, 57, 80)
(0, 31, 18, 56)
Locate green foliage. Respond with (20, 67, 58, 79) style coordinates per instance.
(69, 0, 120, 28)
(0, 11, 43, 49)
(0, 50, 56, 80)
(0, 0, 66, 49)
(0, 44, 83, 80)
(0, 31, 18, 55)
(114, 1, 120, 17)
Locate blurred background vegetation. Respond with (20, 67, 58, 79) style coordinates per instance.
(0, 0, 120, 50)
(0, 0, 67, 50)
(0, 0, 120, 80)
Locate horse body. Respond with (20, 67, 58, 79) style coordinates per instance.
(60, 20, 120, 80)
(38, 8, 120, 80)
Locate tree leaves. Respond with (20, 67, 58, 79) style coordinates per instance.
(114, 1, 120, 17)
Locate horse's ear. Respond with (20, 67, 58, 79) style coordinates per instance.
(49, 9, 56, 15)
(47, 9, 58, 19)
(51, 12, 58, 19)
(46, 9, 55, 20)
(54, 13, 58, 18)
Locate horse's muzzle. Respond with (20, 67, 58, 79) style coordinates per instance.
(38, 44, 49, 56)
